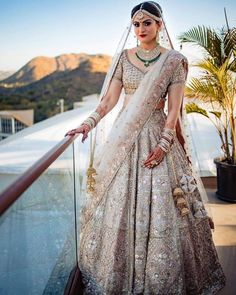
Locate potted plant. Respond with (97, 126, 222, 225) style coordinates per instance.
(178, 25, 236, 202)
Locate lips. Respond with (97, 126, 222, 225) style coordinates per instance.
(139, 34, 147, 38)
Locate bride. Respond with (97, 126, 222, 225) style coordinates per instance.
(66, 1, 226, 294)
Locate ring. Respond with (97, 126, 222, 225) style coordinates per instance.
(151, 160, 158, 165)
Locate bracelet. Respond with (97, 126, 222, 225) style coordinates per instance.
(82, 111, 102, 130)
(158, 127, 176, 153)
(158, 140, 171, 153)
(162, 127, 176, 137)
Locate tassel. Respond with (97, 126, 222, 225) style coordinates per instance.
(169, 150, 190, 218)
(177, 197, 187, 206)
(86, 131, 97, 193)
(173, 187, 184, 197)
(172, 186, 190, 217)
(86, 165, 97, 193)
(181, 207, 190, 216)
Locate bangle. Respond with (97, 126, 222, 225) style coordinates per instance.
(81, 111, 102, 130)
(162, 127, 175, 137)
(158, 127, 175, 153)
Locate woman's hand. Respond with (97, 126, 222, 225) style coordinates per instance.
(143, 145, 166, 168)
(65, 124, 90, 143)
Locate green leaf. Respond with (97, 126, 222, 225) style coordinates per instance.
(185, 102, 209, 117)
(210, 111, 222, 119)
(178, 26, 223, 66)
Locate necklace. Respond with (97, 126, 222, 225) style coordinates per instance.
(136, 44, 162, 67)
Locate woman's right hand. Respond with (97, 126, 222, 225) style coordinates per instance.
(65, 124, 90, 143)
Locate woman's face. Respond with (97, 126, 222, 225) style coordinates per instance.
(132, 13, 161, 44)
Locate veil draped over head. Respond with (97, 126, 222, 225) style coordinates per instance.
(83, 1, 213, 222)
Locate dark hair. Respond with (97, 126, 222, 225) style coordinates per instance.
(131, 2, 162, 19)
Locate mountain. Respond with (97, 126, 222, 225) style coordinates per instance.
(0, 71, 15, 81)
(2, 53, 110, 84)
(0, 53, 112, 122)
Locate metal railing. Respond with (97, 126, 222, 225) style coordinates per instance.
(0, 135, 77, 215)
(0, 133, 82, 295)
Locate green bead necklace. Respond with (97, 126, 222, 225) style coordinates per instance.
(135, 51, 162, 67)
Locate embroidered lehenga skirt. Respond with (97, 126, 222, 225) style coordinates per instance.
(78, 108, 226, 294)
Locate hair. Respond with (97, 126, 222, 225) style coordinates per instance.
(131, 1, 163, 19)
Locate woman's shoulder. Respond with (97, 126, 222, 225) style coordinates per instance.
(122, 47, 135, 60)
(168, 49, 188, 64)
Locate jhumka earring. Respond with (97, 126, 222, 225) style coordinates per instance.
(156, 32, 160, 43)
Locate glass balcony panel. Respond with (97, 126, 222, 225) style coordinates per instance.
(0, 144, 77, 295)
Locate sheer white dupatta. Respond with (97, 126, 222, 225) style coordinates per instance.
(81, 9, 213, 228)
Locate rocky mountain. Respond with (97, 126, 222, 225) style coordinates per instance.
(0, 53, 112, 122)
(2, 53, 111, 84)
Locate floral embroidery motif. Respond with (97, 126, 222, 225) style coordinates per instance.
(179, 173, 197, 193)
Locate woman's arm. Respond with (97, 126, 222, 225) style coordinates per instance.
(165, 83, 185, 129)
(65, 78, 123, 140)
(94, 78, 123, 118)
(65, 52, 124, 141)
(144, 57, 188, 168)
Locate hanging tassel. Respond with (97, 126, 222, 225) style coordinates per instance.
(86, 165, 97, 193)
(173, 187, 184, 197)
(177, 197, 187, 206)
(173, 186, 190, 217)
(181, 207, 190, 217)
(86, 130, 97, 193)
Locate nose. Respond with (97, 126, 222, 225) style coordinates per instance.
(138, 23, 146, 33)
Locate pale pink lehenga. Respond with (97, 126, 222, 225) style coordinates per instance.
(78, 49, 226, 294)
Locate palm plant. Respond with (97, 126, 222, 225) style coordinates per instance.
(178, 26, 236, 164)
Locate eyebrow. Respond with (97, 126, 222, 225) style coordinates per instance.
(133, 19, 153, 23)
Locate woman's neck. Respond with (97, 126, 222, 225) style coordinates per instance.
(139, 41, 158, 50)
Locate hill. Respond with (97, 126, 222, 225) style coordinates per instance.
(0, 53, 112, 122)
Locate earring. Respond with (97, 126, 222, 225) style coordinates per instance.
(136, 37, 139, 47)
(156, 32, 160, 44)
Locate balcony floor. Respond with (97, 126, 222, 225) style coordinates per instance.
(207, 188, 236, 295)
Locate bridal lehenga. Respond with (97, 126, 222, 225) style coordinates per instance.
(78, 48, 226, 294)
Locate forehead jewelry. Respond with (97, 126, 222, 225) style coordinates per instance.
(136, 10, 145, 20)
(135, 3, 145, 20)
(132, 2, 162, 22)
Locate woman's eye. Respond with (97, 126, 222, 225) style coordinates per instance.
(144, 21, 152, 26)
(133, 22, 139, 27)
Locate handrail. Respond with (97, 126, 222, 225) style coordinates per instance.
(0, 134, 78, 216)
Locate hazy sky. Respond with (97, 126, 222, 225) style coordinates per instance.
(0, 0, 235, 71)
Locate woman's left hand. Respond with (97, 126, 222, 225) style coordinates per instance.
(143, 145, 166, 168)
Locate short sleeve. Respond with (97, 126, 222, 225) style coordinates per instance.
(169, 56, 188, 87)
(112, 52, 123, 82)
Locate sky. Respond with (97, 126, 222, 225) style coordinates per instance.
(0, 0, 235, 71)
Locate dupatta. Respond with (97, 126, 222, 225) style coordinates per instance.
(81, 49, 177, 227)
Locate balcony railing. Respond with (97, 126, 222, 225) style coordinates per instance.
(0, 134, 84, 294)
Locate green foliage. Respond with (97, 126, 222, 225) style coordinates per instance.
(185, 102, 209, 117)
(179, 25, 236, 164)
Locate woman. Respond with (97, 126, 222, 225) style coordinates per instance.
(66, 2, 226, 294)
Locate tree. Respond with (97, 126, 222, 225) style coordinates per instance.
(178, 25, 236, 164)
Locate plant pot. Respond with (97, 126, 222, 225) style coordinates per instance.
(214, 157, 236, 203)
